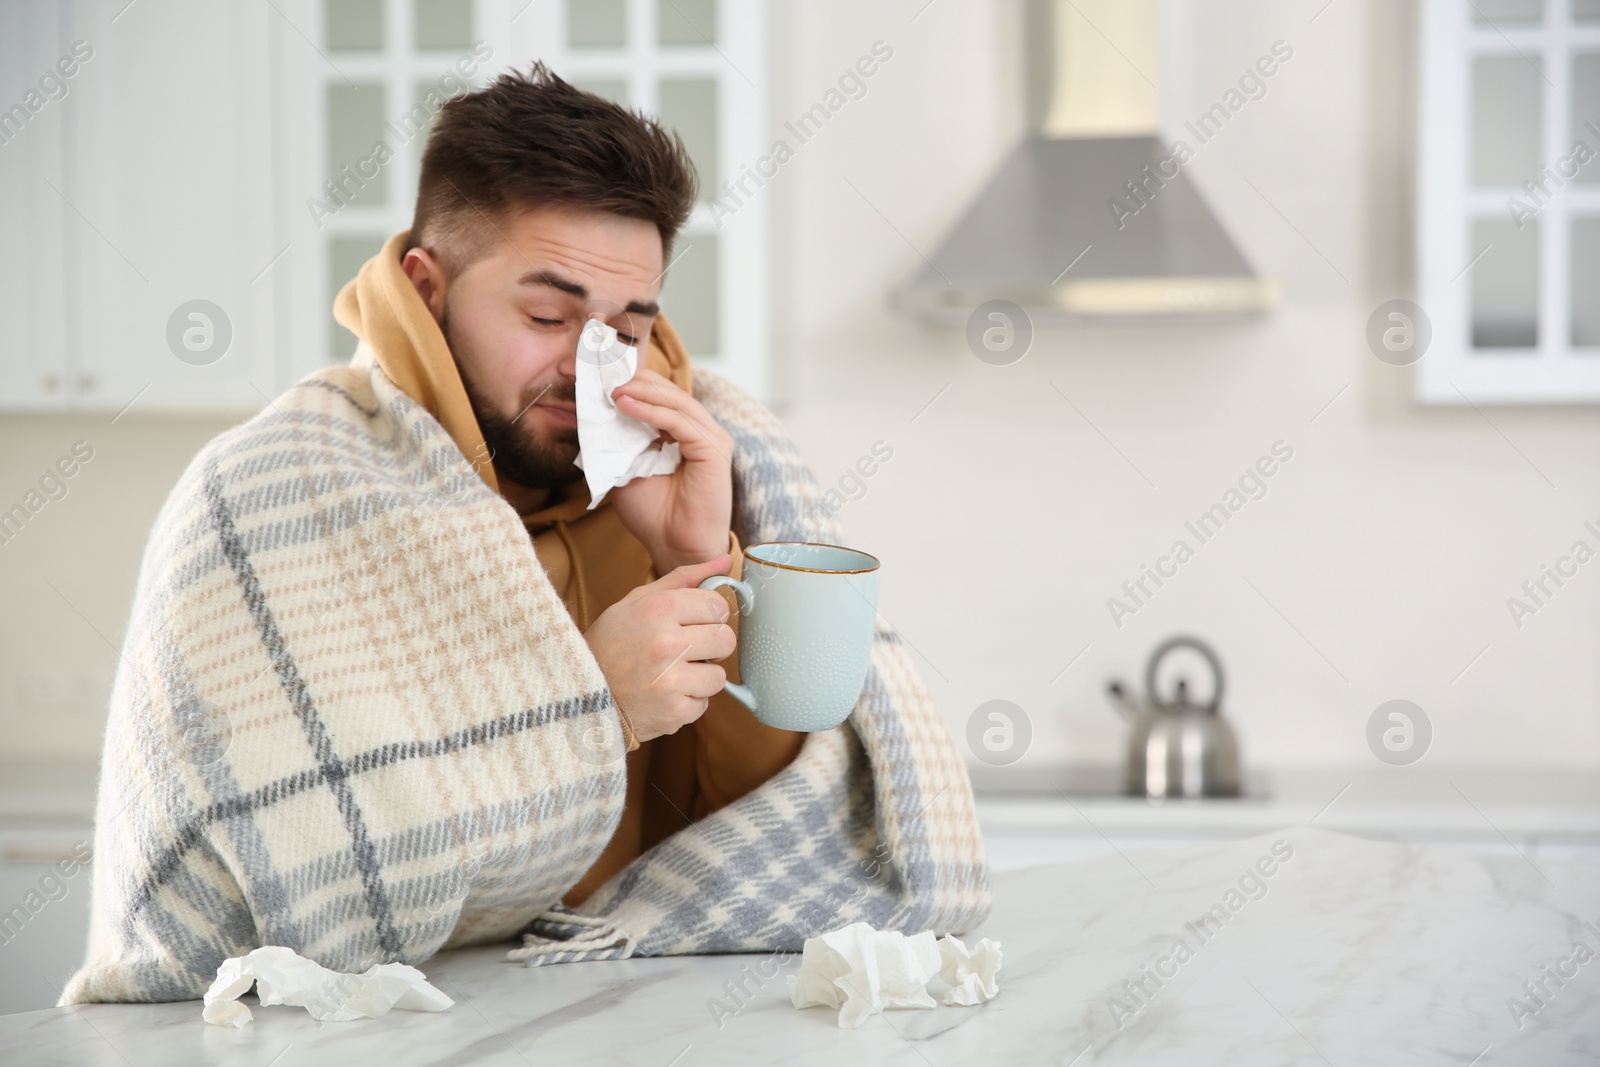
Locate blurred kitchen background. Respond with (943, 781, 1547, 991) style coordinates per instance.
(1, 0, 1598, 1013)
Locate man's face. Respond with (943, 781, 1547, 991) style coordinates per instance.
(437, 205, 664, 491)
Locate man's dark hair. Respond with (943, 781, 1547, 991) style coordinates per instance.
(410, 62, 697, 273)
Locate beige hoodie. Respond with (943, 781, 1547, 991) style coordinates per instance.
(334, 231, 805, 905)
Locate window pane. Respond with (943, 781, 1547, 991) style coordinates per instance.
(659, 0, 716, 45)
(331, 236, 389, 360)
(662, 234, 719, 355)
(1471, 219, 1539, 349)
(406, 78, 470, 168)
(568, 0, 626, 48)
(327, 85, 387, 206)
(415, 0, 472, 49)
(1574, 0, 1600, 20)
(658, 78, 718, 196)
(570, 78, 630, 106)
(326, 0, 384, 50)
(1472, 0, 1543, 24)
(1574, 218, 1600, 347)
(1576, 54, 1600, 185)
(1473, 56, 1542, 187)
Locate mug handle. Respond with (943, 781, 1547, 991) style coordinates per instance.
(698, 575, 758, 713)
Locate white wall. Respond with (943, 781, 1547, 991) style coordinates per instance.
(0, 414, 237, 755)
(2, 0, 1597, 771)
(770, 0, 1600, 770)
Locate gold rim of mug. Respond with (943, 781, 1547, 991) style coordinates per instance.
(743, 540, 881, 575)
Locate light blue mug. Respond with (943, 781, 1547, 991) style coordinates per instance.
(698, 542, 880, 732)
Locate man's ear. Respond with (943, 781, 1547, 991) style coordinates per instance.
(401, 247, 449, 322)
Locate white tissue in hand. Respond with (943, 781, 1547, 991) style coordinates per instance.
(785, 921, 942, 1029)
(201, 946, 454, 1027)
(937, 934, 1003, 1006)
(573, 319, 681, 509)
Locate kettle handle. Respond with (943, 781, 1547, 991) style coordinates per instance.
(1145, 636, 1224, 713)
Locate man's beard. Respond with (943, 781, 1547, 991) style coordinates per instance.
(442, 307, 584, 491)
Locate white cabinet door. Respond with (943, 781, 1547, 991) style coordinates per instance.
(0, 824, 94, 1016)
(0, 0, 283, 415)
(64, 0, 282, 415)
(0, 4, 70, 411)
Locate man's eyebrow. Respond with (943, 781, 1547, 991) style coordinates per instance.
(517, 268, 585, 298)
(516, 268, 660, 317)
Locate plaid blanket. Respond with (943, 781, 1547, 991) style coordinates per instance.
(61, 353, 991, 1004)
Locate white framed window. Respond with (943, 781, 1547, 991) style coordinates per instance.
(281, 0, 504, 379)
(1416, 0, 1600, 404)
(511, 0, 771, 400)
(285, 0, 771, 402)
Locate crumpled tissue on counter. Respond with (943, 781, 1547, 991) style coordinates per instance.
(786, 921, 1003, 1028)
(937, 933, 1005, 1006)
(201, 945, 454, 1027)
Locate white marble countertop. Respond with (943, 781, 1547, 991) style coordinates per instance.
(6, 826, 1599, 1065)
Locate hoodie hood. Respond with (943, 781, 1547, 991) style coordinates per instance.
(333, 229, 695, 529)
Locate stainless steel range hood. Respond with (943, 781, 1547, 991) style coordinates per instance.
(892, 0, 1278, 324)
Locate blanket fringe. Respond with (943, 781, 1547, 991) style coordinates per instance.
(507, 906, 637, 966)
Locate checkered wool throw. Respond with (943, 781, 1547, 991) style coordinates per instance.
(61, 353, 991, 1004)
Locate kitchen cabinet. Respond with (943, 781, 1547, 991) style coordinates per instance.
(0, 0, 282, 415)
(0, 822, 94, 1015)
(0, 760, 99, 1015)
(0, 5, 70, 411)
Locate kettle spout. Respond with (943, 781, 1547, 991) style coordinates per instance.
(1106, 680, 1141, 722)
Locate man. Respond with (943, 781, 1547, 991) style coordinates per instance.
(63, 64, 987, 1004)
(373, 60, 809, 910)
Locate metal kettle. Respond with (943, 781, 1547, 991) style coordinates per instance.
(1107, 636, 1240, 799)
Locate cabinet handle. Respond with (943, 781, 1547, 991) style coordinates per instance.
(76, 374, 97, 392)
(41, 374, 60, 391)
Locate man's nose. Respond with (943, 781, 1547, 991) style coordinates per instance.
(559, 321, 600, 378)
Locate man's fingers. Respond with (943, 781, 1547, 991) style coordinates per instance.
(651, 554, 732, 590)
(644, 620, 733, 692)
(675, 663, 729, 700)
(620, 367, 681, 396)
(613, 375, 731, 451)
(614, 393, 716, 453)
(676, 620, 737, 662)
(645, 622, 732, 684)
(659, 589, 732, 625)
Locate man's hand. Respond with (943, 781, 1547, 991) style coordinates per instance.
(606, 366, 734, 573)
(583, 555, 737, 744)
